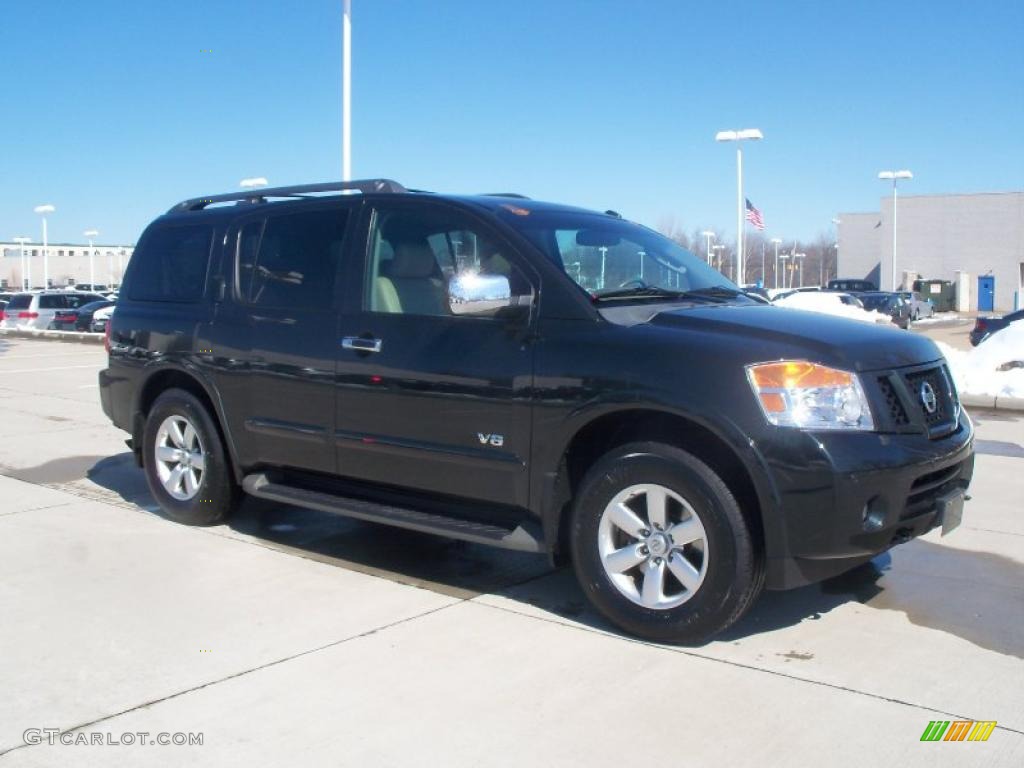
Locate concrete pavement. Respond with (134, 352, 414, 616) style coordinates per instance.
(1, 337, 1022, 767)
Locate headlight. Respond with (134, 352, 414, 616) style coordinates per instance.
(746, 361, 875, 431)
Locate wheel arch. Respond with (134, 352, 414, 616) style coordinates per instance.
(545, 407, 773, 565)
(133, 364, 242, 484)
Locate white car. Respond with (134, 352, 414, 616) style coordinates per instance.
(0, 291, 108, 330)
(90, 304, 115, 333)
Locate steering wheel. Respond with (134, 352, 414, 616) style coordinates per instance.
(618, 279, 648, 289)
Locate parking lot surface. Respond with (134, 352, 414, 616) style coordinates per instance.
(1, 336, 1022, 767)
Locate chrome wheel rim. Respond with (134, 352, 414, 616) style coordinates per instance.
(598, 483, 709, 610)
(154, 415, 206, 501)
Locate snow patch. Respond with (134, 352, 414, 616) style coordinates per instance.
(939, 322, 1024, 398)
(774, 291, 891, 325)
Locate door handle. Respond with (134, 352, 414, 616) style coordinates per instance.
(341, 336, 382, 353)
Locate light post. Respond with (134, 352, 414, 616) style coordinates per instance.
(712, 244, 726, 274)
(637, 250, 646, 281)
(715, 128, 763, 286)
(34, 204, 55, 288)
(701, 230, 715, 265)
(779, 253, 790, 289)
(794, 253, 806, 287)
(13, 237, 31, 289)
(598, 246, 608, 289)
(342, 0, 352, 181)
(878, 170, 912, 291)
(830, 217, 841, 281)
(83, 229, 99, 290)
(770, 238, 782, 290)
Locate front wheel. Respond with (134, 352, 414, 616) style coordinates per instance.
(142, 388, 238, 525)
(570, 442, 763, 644)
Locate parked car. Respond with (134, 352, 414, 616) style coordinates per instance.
(827, 278, 877, 293)
(90, 304, 115, 333)
(899, 291, 935, 321)
(970, 308, 1024, 347)
(860, 291, 912, 329)
(770, 286, 821, 301)
(74, 283, 110, 293)
(49, 299, 116, 332)
(100, 179, 974, 644)
(0, 291, 108, 331)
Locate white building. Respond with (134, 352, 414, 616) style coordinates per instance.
(0, 241, 134, 291)
(838, 191, 1024, 312)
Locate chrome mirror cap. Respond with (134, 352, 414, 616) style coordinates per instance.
(448, 272, 513, 315)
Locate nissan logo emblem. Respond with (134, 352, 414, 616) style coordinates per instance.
(920, 381, 938, 414)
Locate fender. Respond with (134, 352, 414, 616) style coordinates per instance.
(132, 357, 245, 485)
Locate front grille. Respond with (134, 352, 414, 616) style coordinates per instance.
(902, 463, 963, 519)
(877, 376, 910, 426)
(903, 365, 958, 436)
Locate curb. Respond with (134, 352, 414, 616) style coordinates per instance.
(0, 328, 105, 345)
(961, 393, 1024, 414)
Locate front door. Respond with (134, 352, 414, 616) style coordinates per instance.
(978, 275, 995, 312)
(334, 200, 537, 509)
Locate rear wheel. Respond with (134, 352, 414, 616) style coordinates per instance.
(570, 442, 762, 644)
(143, 388, 237, 525)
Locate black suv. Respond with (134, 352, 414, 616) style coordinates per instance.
(100, 180, 974, 643)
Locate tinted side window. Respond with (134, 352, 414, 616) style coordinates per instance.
(39, 295, 66, 309)
(7, 295, 31, 310)
(124, 224, 212, 302)
(248, 208, 349, 310)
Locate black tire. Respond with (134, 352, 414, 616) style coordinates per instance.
(569, 442, 762, 644)
(142, 388, 238, 525)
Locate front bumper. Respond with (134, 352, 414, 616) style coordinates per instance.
(762, 411, 974, 589)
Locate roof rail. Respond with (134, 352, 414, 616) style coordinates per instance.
(169, 179, 407, 213)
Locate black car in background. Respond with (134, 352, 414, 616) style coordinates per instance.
(970, 309, 1024, 346)
(827, 278, 877, 293)
(99, 178, 973, 644)
(860, 291, 912, 329)
(49, 300, 116, 332)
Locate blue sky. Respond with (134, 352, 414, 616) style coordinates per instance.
(1, 0, 1021, 246)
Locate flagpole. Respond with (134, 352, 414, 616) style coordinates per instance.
(736, 146, 743, 284)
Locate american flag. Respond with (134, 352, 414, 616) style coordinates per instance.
(745, 198, 765, 230)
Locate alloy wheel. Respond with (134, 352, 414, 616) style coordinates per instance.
(154, 415, 206, 501)
(597, 483, 709, 609)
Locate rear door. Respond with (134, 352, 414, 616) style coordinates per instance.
(334, 199, 537, 508)
(218, 200, 355, 475)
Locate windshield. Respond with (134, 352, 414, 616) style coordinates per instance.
(498, 208, 737, 299)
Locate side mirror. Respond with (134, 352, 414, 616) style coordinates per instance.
(448, 272, 512, 316)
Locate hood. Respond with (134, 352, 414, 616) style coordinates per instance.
(601, 302, 942, 372)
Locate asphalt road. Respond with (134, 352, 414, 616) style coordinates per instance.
(1, 336, 1022, 767)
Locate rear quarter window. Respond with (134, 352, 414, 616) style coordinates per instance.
(123, 223, 213, 302)
(39, 295, 66, 309)
(7, 294, 32, 310)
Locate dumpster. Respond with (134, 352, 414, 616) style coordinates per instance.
(913, 279, 956, 313)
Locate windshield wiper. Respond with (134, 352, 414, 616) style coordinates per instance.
(591, 286, 689, 301)
(677, 286, 744, 300)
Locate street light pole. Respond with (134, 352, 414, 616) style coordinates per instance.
(770, 238, 782, 290)
(598, 246, 608, 289)
(13, 237, 31, 290)
(795, 253, 806, 287)
(701, 230, 715, 265)
(83, 229, 99, 289)
(34, 205, 55, 288)
(779, 253, 790, 289)
(342, 0, 352, 181)
(712, 244, 725, 274)
(715, 128, 763, 286)
(878, 170, 912, 291)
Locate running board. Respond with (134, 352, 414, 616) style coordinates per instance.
(242, 473, 543, 553)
